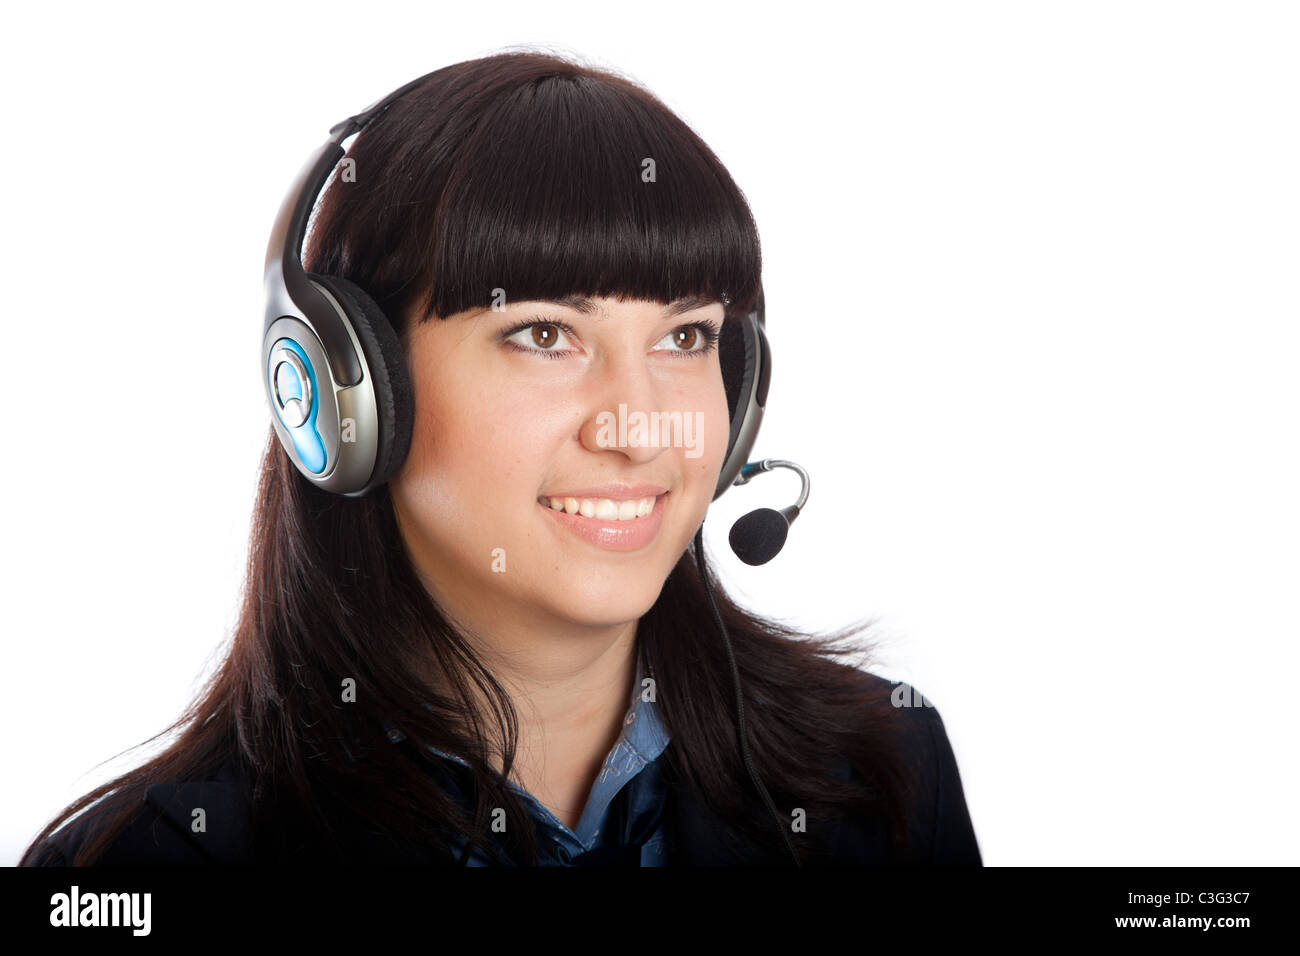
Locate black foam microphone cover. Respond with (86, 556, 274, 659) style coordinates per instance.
(728, 505, 800, 566)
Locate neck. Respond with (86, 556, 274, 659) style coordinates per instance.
(426, 601, 641, 826)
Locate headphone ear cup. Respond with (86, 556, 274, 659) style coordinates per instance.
(713, 308, 767, 501)
(719, 315, 747, 446)
(307, 274, 414, 492)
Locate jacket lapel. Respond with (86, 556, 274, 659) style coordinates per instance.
(143, 778, 255, 865)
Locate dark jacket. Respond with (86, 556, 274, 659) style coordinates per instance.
(25, 680, 981, 867)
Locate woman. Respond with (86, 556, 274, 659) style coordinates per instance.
(23, 50, 981, 867)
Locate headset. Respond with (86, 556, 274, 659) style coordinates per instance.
(261, 66, 807, 867)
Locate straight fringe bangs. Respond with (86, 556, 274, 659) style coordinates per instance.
(306, 52, 762, 332)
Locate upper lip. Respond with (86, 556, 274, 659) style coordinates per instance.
(538, 483, 669, 501)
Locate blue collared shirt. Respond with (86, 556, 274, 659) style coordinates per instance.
(383, 656, 671, 865)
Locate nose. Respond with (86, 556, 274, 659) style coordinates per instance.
(577, 345, 670, 466)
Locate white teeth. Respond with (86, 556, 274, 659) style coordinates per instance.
(542, 495, 660, 520)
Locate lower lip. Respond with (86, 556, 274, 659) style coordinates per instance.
(538, 493, 667, 552)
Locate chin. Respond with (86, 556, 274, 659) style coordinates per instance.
(542, 577, 664, 628)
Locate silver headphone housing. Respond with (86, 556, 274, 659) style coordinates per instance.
(262, 282, 380, 496)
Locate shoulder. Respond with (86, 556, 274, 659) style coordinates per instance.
(839, 669, 984, 865)
(28, 757, 463, 866)
(26, 761, 256, 866)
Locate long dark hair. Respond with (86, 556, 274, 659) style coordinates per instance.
(23, 50, 919, 867)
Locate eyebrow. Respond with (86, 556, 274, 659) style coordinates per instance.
(537, 294, 718, 319)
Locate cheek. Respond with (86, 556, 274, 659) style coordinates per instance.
(396, 368, 573, 513)
(391, 365, 491, 526)
(674, 379, 732, 494)
(711, 387, 732, 463)
(701, 378, 732, 463)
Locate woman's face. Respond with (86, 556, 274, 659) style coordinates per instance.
(390, 295, 731, 639)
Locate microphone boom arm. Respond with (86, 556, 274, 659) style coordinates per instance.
(733, 459, 810, 513)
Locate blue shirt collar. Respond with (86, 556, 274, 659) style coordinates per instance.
(381, 652, 670, 853)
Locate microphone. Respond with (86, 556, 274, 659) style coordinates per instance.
(727, 459, 810, 565)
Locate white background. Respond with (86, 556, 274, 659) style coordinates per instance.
(3, 0, 1296, 866)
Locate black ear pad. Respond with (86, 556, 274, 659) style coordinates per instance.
(307, 274, 415, 491)
(718, 315, 749, 462)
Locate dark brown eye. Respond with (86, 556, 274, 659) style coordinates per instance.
(672, 327, 699, 350)
(655, 321, 721, 359)
(530, 324, 560, 348)
(501, 318, 578, 360)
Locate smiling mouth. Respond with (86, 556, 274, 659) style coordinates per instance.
(537, 490, 668, 552)
(536, 492, 667, 521)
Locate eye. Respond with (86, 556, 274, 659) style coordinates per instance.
(499, 317, 722, 360)
(654, 321, 722, 358)
(501, 319, 577, 360)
